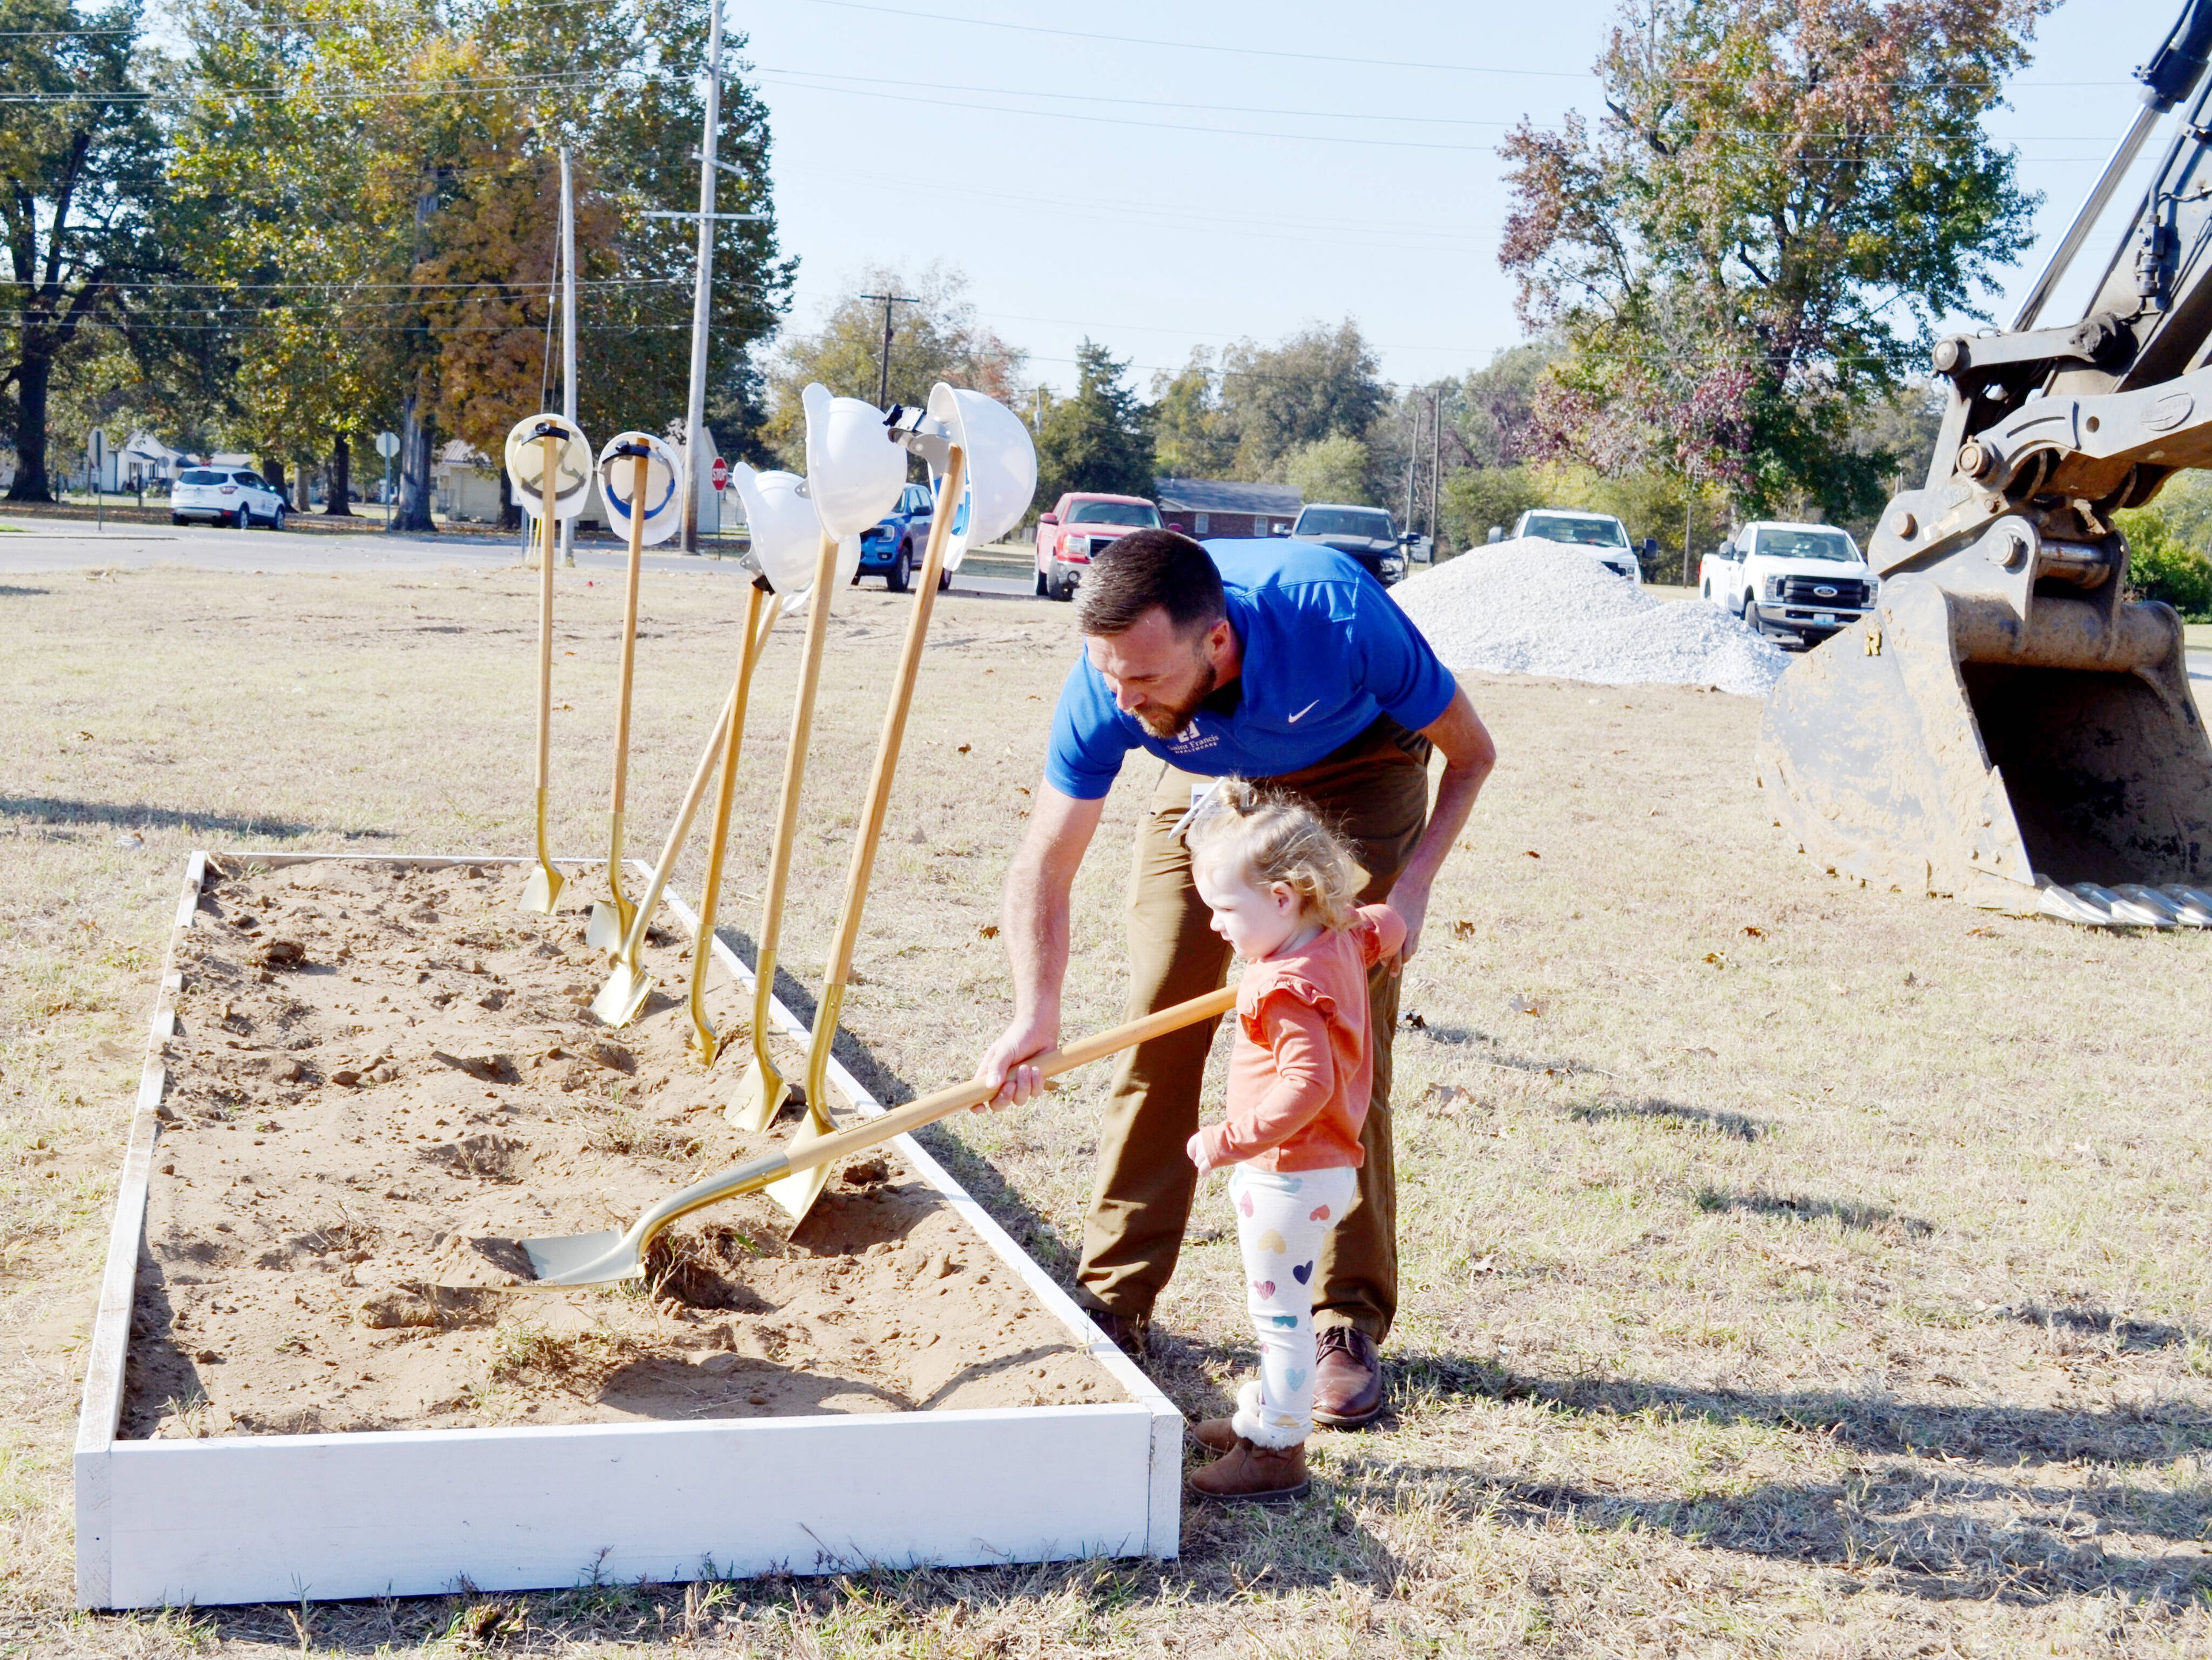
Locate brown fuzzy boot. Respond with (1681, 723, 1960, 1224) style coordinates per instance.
(1186, 1437, 1309, 1504)
(1188, 1417, 1238, 1454)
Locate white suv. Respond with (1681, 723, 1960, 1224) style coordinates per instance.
(171, 467, 286, 529)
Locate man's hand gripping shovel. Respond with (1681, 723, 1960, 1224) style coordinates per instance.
(520, 986, 1236, 1286)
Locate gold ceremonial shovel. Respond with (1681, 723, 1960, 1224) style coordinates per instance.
(520, 984, 1237, 1287)
(725, 529, 841, 1131)
(759, 448, 968, 1218)
(520, 428, 567, 914)
(685, 578, 782, 1064)
(585, 442, 654, 952)
(591, 592, 782, 1029)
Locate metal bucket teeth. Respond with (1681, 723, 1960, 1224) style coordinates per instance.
(2114, 884, 2192, 926)
(2074, 882, 2173, 928)
(2036, 877, 2116, 927)
(2160, 884, 2212, 926)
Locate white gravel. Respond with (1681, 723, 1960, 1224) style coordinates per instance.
(1392, 538, 1789, 696)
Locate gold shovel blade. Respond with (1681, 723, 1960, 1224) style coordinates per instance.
(726, 1055, 788, 1133)
(584, 899, 628, 953)
(764, 1109, 836, 1222)
(518, 863, 565, 915)
(518, 1228, 644, 1287)
(590, 961, 653, 1029)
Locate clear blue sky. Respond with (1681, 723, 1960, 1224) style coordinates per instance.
(737, 0, 2176, 395)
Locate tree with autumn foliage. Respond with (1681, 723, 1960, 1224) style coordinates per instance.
(1499, 0, 2050, 525)
(173, 0, 790, 528)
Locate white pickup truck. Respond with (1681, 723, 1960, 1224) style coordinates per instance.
(1698, 521, 1878, 649)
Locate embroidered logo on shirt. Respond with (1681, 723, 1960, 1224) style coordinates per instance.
(1168, 728, 1221, 755)
(1286, 699, 1320, 722)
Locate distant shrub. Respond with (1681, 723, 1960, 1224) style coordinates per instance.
(2114, 506, 2212, 621)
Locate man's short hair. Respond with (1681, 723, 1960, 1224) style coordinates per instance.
(1075, 529, 1227, 638)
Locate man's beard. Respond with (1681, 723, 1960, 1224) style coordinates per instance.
(1133, 657, 1218, 739)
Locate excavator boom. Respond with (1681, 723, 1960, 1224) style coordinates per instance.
(1762, 0, 2212, 926)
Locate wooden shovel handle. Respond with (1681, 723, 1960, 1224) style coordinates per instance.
(786, 983, 1238, 1177)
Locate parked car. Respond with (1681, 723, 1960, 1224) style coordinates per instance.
(855, 481, 949, 593)
(1698, 521, 1877, 649)
(1288, 503, 1409, 585)
(171, 467, 286, 529)
(1034, 493, 1162, 600)
(1509, 508, 1650, 583)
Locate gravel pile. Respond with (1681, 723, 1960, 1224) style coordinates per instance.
(1392, 538, 1790, 695)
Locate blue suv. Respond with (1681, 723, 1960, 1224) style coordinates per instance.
(855, 482, 949, 593)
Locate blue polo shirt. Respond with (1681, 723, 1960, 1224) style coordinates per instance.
(1044, 539, 1457, 801)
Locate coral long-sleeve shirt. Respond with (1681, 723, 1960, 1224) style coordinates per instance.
(1190, 904, 1405, 1174)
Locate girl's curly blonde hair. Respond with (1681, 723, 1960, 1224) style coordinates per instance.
(1185, 779, 1361, 931)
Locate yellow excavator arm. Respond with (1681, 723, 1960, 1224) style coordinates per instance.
(1762, 0, 2212, 927)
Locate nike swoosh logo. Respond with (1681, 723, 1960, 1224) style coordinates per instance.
(1286, 700, 1320, 723)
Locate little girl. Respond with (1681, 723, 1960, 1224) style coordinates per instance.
(1181, 781, 1404, 1503)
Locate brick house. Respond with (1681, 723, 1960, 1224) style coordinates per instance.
(1154, 477, 1302, 540)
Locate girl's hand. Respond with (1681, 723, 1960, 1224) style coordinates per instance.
(1185, 1131, 1209, 1173)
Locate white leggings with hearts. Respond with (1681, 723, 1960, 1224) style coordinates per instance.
(1226, 1162, 1359, 1450)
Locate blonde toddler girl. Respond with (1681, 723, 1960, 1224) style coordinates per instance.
(1180, 781, 1404, 1503)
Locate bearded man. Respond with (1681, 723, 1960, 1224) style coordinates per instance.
(977, 528, 1495, 1427)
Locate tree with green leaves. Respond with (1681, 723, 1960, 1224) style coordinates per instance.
(1149, 347, 1234, 479)
(1219, 320, 1385, 480)
(1499, 0, 2050, 523)
(764, 264, 1024, 468)
(1033, 338, 1152, 506)
(0, 0, 175, 501)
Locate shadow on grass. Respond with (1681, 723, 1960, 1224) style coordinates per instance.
(1569, 1096, 1764, 1141)
(0, 583, 51, 596)
(1355, 1456, 2212, 1607)
(1387, 1349, 2212, 1469)
(1694, 1185, 1933, 1238)
(0, 794, 336, 839)
(2006, 1303, 2200, 1353)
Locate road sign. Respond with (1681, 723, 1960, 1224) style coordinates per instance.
(374, 431, 400, 459)
(710, 456, 729, 493)
(88, 429, 107, 466)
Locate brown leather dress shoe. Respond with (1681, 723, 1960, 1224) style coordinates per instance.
(1187, 1437, 1309, 1504)
(1189, 1416, 1237, 1453)
(1086, 1309, 1150, 1363)
(1311, 1327, 1384, 1428)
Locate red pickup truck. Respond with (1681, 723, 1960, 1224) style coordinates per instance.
(1033, 492, 1162, 600)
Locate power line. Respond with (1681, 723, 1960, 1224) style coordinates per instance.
(799, 0, 2128, 93)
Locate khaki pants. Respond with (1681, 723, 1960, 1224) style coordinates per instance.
(1074, 717, 1432, 1344)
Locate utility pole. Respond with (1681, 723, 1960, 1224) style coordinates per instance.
(680, 0, 725, 555)
(558, 146, 578, 568)
(1428, 388, 1442, 548)
(1402, 397, 1417, 533)
(860, 291, 917, 408)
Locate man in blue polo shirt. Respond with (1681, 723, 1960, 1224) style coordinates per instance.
(978, 528, 1495, 1427)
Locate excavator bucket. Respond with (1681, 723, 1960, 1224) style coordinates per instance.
(1758, 572, 2212, 916)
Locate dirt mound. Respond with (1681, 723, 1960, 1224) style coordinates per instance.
(124, 858, 1119, 1439)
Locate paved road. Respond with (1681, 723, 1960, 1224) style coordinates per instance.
(0, 515, 1040, 598)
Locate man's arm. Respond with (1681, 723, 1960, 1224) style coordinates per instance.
(1387, 684, 1495, 958)
(974, 783, 1104, 1106)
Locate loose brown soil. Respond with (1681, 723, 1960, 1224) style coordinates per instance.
(122, 856, 1122, 1439)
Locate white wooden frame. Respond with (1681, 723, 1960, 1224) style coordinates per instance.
(76, 852, 1181, 1610)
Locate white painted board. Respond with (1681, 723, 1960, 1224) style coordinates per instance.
(103, 1404, 1156, 1607)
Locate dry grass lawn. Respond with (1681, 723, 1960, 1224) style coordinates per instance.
(2, 563, 2209, 1657)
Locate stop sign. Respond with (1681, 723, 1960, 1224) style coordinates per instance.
(710, 457, 729, 493)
